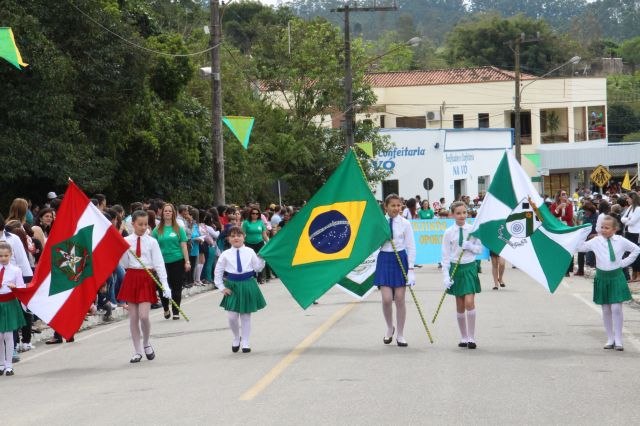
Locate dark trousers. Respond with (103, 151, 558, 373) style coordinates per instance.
(161, 260, 185, 315)
(13, 311, 32, 346)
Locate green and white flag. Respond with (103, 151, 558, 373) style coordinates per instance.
(336, 249, 378, 299)
(470, 151, 591, 293)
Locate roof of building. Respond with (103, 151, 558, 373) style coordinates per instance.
(365, 66, 537, 88)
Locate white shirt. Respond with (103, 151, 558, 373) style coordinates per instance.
(380, 215, 416, 267)
(119, 233, 169, 288)
(0, 263, 25, 295)
(441, 223, 483, 270)
(0, 230, 33, 278)
(621, 206, 640, 233)
(270, 213, 282, 228)
(214, 245, 265, 290)
(578, 234, 640, 271)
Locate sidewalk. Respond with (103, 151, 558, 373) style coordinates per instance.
(26, 283, 218, 347)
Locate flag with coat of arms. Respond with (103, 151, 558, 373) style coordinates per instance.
(13, 181, 130, 339)
(470, 151, 592, 293)
(259, 149, 390, 308)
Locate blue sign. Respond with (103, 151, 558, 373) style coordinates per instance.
(411, 219, 489, 264)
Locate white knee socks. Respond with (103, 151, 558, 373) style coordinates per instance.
(611, 303, 624, 346)
(456, 312, 467, 342)
(602, 304, 614, 345)
(466, 309, 476, 343)
(1, 332, 13, 369)
(227, 312, 240, 346)
(240, 314, 252, 349)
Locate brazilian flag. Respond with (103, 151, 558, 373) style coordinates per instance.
(260, 150, 390, 309)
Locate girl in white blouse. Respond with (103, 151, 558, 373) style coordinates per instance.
(442, 201, 483, 349)
(373, 194, 416, 348)
(621, 193, 640, 282)
(578, 215, 640, 351)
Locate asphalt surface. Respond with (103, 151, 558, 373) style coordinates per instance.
(8, 263, 640, 425)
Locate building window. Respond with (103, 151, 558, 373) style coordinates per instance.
(396, 116, 426, 128)
(478, 113, 489, 128)
(380, 115, 385, 128)
(453, 114, 464, 129)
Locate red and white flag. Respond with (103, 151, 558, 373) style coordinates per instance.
(13, 181, 129, 339)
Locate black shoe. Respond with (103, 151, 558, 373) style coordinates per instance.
(492, 286, 498, 290)
(232, 344, 240, 353)
(615, 345, 624, 351)
(144, 346, 155, 360)
(164, 309, 171, 319)
(45, 338, 63, 345)
(467, 342, 477, 349)
(603, 344, 614, 349)
(458, 342, 468, 348)
(4, 369, 14, 376)
(66, 337, 75, 343)
(383, 327, 395, 344)
(130, 353, 142, 363)
(150, 303, 162, 309)
(172, 315, 179, 320)
(242, 347, 251, 353)
(397, 341, 408, 347)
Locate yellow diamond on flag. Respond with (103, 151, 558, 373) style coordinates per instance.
(291, 201, 366, 266)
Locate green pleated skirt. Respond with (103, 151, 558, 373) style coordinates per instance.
(219, 277, 266, 313)
(593, 268, 631, 305)
(0, 299, 27, 332)
(447, 262, 481, 296)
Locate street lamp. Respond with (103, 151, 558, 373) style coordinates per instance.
(343, 36, 422, 150)
(514, 55, 581, 163)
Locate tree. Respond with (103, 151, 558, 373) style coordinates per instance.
(607, 103, 640, 142)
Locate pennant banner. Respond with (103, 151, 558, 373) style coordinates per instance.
(13, 181, 129, 339)
(622, 171, 631, 191)
(0, 28, 28, 70)
(222, 116, 255, 149)
(470, 151, 591, 293)
(260, 149, 390, 309)
(356, 142, 374, 158)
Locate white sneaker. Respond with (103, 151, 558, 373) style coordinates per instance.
(22, 343, 34, 351)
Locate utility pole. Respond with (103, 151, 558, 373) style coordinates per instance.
(333, 1, 397, 151)
(506, 33, 539, 164)
(211, 0, 225, 204)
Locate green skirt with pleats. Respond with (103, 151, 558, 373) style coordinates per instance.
(0, 299, 27, 332)
(593, 268, 631, 305)
(447, 262, 481, 296)
(219, 277, 266, 313)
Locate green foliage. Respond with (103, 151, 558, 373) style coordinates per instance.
(622, 131, 640, 143)
(607, 102, 640, 143)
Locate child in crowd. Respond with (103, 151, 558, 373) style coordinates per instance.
(118, 211, 171, 363)
(214, 226, 266, 353)
(0, 242, 26, 376)
(374, 194, 416, 347)
(442, 201, 483, 349)
(578, 215, 640, 351)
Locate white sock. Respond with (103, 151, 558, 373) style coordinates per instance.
(602, 304, 614, 345)
(456, 312, 468, 342)
(2, 332, 14, 369)
(240, 314, 252, 348)
(611, 303, 624, 346)
(466, 309, 476, 343)
(195, 264, 204, 282)
(227, 312, 240, 345)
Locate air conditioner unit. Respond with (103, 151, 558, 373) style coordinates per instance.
(426, 111, 441, 121)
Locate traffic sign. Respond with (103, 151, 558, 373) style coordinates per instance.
(423, 178, 434, 191)
(590, 165, 612, 188)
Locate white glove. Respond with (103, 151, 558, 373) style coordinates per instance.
(462, 241, 475, 251)
(407, 270, 416, 287)
(442, 275, 453, 290)
(162, 286, 172, 299)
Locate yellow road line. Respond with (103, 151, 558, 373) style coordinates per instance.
(240, 302, 357, 401)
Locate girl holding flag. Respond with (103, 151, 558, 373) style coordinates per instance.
(119, 210, 171, 363)
(0, 242, 26, 376)
(577, 215, 640, 351)
(374, 194, 416, 348)
(442, 201, 483, 349)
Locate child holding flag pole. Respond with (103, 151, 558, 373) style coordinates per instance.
(118, 211, 171, 363)
(440, 201, 483, 349)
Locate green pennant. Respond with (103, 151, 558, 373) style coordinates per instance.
(50, 225, 94, 296)
(222, 116, 255, 149)
(523, 153, 541, 169)
(356, 142, 374, 158)
(0, 28, 28, 70)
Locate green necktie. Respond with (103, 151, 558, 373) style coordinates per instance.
(607, 238, 615, 262)
(458, 227, 463, 247)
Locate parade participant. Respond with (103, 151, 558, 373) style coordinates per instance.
(490, 251, 506, 290)
(152, 203, 190, 320)
(374, 194, 416, 347)
(578, 215, 640, 351)
(215, 226, 266, 353)
(242, 207, 269, 284)
(442, 201, 483, 349)
(118, 211, 171, 363)
(0, 242, 26, 376)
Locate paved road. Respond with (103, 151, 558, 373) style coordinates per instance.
(8, 263, 640, 425)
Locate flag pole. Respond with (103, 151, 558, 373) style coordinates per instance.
(350, 147, 433, 343)
(128, 249, 190, 322)
(431, 239, 466, 324)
